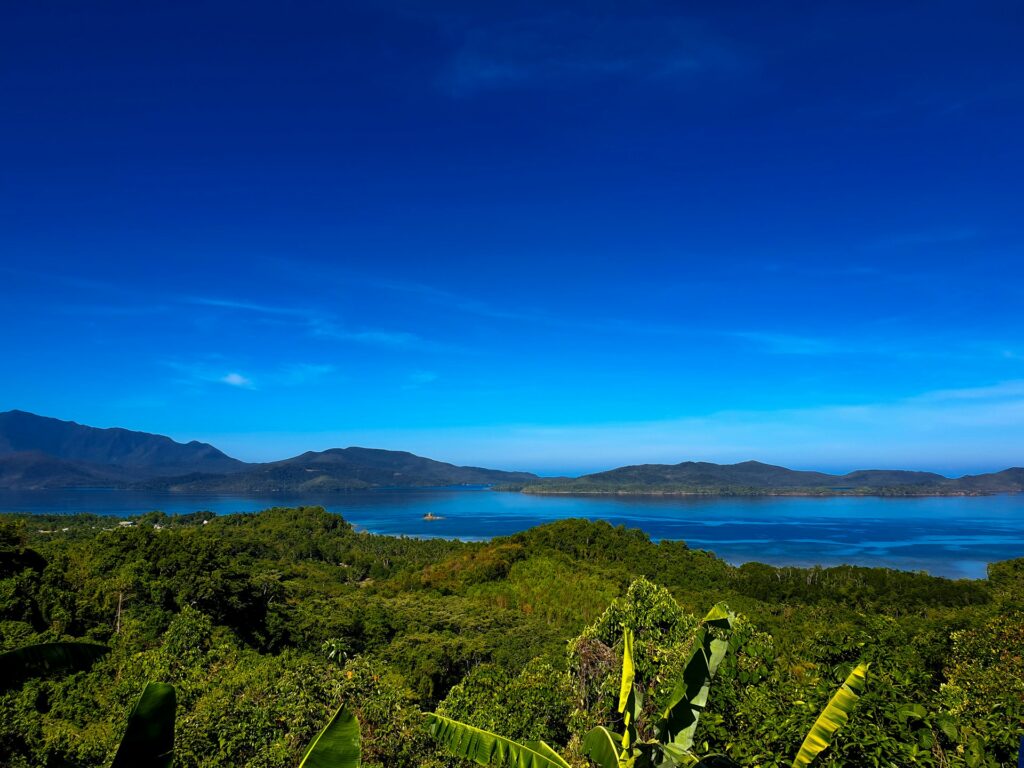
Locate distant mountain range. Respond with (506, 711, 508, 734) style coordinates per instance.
(1, 410, 1021, 495)
(0, 411, 536, 491)
(518, 460, 1024, 496)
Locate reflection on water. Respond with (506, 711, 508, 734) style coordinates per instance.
(1, 488, 1022, 579)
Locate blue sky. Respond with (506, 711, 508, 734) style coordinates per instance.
(1, 1, 1022, 475)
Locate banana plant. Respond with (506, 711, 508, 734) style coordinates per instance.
(0, 641, 110, 692)
(424, 603, 735, 768)
(299, 704, 362, 768)
(583, 602, 737, 768)
(107, 689, 361, 768)
(423, 712, 571, 768)
(791, 663, 869, 768)
(111, 682, 177, 768)
(584, 609, 869, 768)
(1, 641, 362, 767)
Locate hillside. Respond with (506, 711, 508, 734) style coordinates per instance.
(0, 411, 537, 491)
(0, 451, 132, 490)
(2, 507, 1021, 767)
(2, 411, 1021, 496)
(0, 410, 247, 480)
(521, 459, 1024, 496)
(146, 447, 539, 492)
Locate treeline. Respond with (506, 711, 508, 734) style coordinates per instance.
(1, 507, 1021, 766)
(514, 482, 989, 497)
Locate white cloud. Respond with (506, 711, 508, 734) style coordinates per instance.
(220, 372, 254, 389)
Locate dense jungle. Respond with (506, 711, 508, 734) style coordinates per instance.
(1, 506, 1021, 767)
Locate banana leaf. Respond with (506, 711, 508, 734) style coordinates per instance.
(791, 663, 869, 768)
(619, 628, 635, 714)
(0, 642, 110, 692)
(654, 603, 735, 749)
(300, 704, 361, 768)
(584, 726, 622, 768)
(424, 712, 570, 768)
(111, 682, 176, 768)
(618, 628, 642, 749)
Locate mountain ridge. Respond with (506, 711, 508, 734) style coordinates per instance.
(0, 411, 537, 491)
(517, 458, 1024, 496)
(1, 411, 1021, 495)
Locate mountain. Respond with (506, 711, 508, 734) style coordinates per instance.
(146, 447, 539, 492)
(1, 411, 1020, 495)
(0, 411, 537, 491)
(0, 410, 247, 479)
(521, 459, 1024, 495)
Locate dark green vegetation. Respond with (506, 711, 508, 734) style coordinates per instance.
(2, 506, 1022, 766)
(516, 460, 1024, 496)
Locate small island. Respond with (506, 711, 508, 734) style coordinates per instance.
(422, 512, 444, 521)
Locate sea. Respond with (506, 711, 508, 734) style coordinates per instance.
(2, 488, 1023, 580)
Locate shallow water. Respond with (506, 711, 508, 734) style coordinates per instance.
(2, 488, 1022, 579)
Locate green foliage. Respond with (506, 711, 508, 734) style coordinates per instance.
(437, 659, 574, 745)
(2, 509, 1022, 767)
(0, 641, 109, 691)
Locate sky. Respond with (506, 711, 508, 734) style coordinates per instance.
(1, 1, 1023, 475)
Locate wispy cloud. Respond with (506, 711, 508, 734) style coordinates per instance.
(911, 380, 1024, 403)
(165, 360, 336, 391)
(439, 12, 747, 95)
(185, 296, 309, 317)
(730, 332, 839, 356)
(308, 319, 422, 348)
(183, 295, 428, 350)
(165, 361, 258, 391)
(276, 363, 337, 386)
(403, 370, 439, 390)
(866, 228, 978, 250)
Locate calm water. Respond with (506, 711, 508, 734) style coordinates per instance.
(2, 488, 1023, 579)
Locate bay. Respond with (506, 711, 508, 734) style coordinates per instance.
(1, 488, 1022, 580)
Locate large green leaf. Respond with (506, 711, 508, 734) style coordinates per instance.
(618, 628, 641, 749)
(299, 704, 361, 768)
(111, 682, 176, 768)
(654, 603, 735, 749)
(583, 726, 621, 768)
(0, 642, 109, 692)
(618, 628, 635, 714)
(424, 713, 570, 768)
(791, 663, 869, 768)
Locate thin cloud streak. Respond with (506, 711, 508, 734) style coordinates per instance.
(439, 11, 747, 95)
(183, 295, 431, 350)
(164, 360, 337, 391)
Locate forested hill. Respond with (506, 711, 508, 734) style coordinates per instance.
(3, 410, 1022, 495)
(0, 410, 537, 490)
(0, 410, 246, 481)
(1, 506, 1021, 766)
(142, 447, 539, 492)
(519, 459, 1024, 496)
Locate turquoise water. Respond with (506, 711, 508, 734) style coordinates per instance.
(2, 488, 1022, 579)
